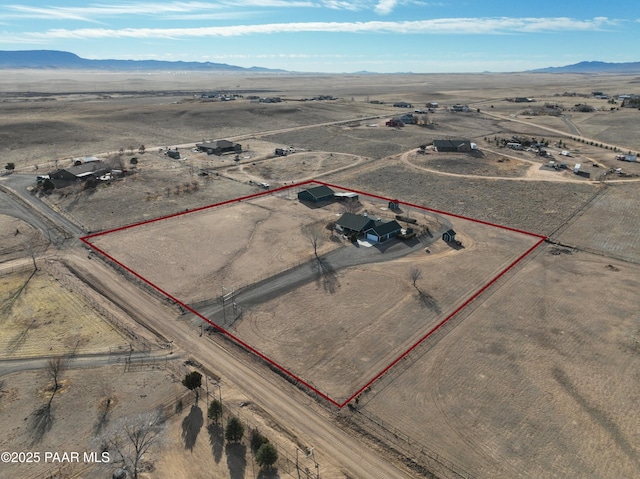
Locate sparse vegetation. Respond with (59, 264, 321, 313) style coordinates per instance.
(225, 416, 244, 443)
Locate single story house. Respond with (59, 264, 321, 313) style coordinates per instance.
(336, 213, 401, 243)
(336, 213, 374, 235)
(297, 185, 335, 203)
(364, 220, 402, 243)
(450, 104, 471, 112)
(399, 113, 417, 124)
(433, 140, 473, 153)
(196, 140, 242, 156)
(48, 160, 110, 182)
(393, 102, 413, 108)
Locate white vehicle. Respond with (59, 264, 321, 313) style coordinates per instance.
(258, 182, 270, 189)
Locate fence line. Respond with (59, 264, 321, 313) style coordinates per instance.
(44, 261, 153, 354)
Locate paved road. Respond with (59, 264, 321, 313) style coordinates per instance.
(64, 249, 416, 479)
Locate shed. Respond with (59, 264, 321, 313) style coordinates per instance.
(297, 185, 335, 203)
(442, 229, 457, 243)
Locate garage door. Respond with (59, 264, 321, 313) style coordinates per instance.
(366, 233, 378, 243)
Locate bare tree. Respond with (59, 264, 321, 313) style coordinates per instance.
(409, 267, 422, 288)
(46, 355, 68, 394)
(339, 198, 361, 214)
(305, 224, 324, 258)
(107, 411, 165, 479)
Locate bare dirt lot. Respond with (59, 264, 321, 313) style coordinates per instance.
(360, 244, 640, 478)
(554, 183, 640, 263)
(1, 70, 639, 479)
(86, 189, 540, 404)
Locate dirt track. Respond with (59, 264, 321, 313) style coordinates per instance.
(63, 247, 415, 479)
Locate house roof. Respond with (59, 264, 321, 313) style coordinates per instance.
(64, 161, 108, 176)
(433, 139, 471, 150)
(443, 229, 456, 237)
(367, 220, 402, 237)
(303, 185, 334, 200)
(336, 213, 373, 233)
(197, 139, 239, 149)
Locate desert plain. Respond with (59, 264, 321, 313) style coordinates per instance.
(0, 69, 639, 479)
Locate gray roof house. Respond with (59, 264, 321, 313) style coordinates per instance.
(335, 213, 375, 235)
(364, 220, 402, 243)
(433, 140, 473, 153)
(297, 185, 335, 203)
(336, 213, 402, 243)
(49, 161, 110, 182)
(196, 140, 242, 156)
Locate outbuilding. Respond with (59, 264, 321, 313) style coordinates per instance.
(297, 185, 335, 203)
(442, 229, 457, 243)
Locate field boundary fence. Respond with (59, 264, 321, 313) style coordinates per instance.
(45, 260, 153, 354)
(345, 408, 475, 479)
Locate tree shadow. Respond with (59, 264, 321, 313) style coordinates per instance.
(225, 443, 247, 479)
(417, 289, 442, 314)
(29, 402, 54, 445)
(314, 258, 340, 294)
(208, 423, 224, 464)
(93, 397, 113, 435)
(181, 404, 204, 451)
(257, 467, 281, 479)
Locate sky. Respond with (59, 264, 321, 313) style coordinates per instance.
(0, 0, 638, 73)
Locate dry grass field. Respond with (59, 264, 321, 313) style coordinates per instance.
(87, 189, 540, 404)
(0, 266, 130, 359)
(1, 70, 639, 479)
(360, 244, 640, 478)
(555, 183, 640, 263)
(0, 366, 186, 479)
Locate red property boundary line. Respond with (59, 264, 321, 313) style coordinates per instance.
(81, 180, 546, 409)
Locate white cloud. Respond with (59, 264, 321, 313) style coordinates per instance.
(375, 0, 398, 15)
(1, 1, 317, 21)
(15, 16, 618, 40)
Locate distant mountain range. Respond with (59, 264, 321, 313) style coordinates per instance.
(0, 50, 285, 72)
(530, 61, 640, 73)
(2, 51, 640, 74)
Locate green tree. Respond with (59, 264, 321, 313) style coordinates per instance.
(249, 427, 268, 453)
(208, 399, 222, 423)
(225, 416, 244, 443)
(255, 442, 278, 469)
(182, 371, 202, 402)
(5, 162, 15, 171)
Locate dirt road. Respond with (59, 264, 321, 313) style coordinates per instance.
(64, 248, 416, 479)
